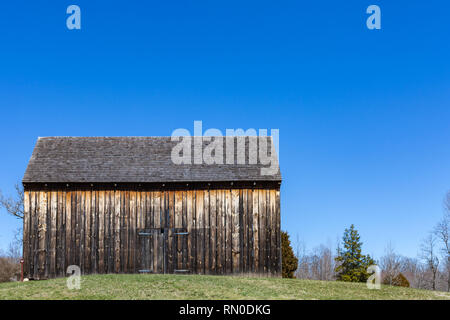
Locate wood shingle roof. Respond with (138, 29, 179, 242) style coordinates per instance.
(23, 137, 281, 184)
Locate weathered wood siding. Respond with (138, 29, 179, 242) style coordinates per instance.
(23, 188, 281, 279)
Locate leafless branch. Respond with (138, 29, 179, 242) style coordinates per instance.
(0, 183, 24, 219)
(434, 191, 450, 291)
(420, 233, 440, 290)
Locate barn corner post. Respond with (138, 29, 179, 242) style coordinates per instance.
(22, 183, 29, 278)
(22, 136, 281, 278)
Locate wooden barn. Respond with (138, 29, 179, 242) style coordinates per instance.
(22, 137, 281, 279)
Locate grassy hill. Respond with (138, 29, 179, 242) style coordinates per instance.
(0, 274, 449, 300)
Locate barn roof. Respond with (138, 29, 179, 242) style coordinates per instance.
(23, 137, 281, 184)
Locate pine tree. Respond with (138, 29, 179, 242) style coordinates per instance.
(281, 231, 298, 278)
(334, 224, 375, 282)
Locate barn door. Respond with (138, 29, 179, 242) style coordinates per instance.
(137, 229, 164, 273)
(166, 228, 190, 274)
(138, 228, 190, 274)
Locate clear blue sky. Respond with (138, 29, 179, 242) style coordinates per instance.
(0, 1, 449, 259)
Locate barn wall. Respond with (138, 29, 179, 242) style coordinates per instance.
(23, 188, 281, 278)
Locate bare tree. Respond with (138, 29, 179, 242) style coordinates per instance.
(294, 236, 310, 279)
(0, 229, 22, 282)
(0, 183, 24, 219)
(434, 192, 450, 291)
(442, 257, 450, 292)
(380, 243, 402, 285)
(400, 257, 425, 289)
(294, 240, 335, 281)
(0, 183, 24, 281)
(7, 228, 22, 261)
(420, 233, 440, 290)
(312, 244, 335, 281)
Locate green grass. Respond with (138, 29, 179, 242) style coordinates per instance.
(0, 274, 449, 300)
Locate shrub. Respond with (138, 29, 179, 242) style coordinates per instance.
(282, 231, 298, 278)
(391, 272, 410, 287)
(0, 257, 20, 283)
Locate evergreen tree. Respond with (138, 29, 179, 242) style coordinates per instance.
(334, 224, 375, 282)
(281, 231, 298, 278)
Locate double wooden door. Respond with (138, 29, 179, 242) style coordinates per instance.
(137, 227, 190, 274)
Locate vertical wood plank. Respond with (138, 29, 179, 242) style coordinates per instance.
(218, 190, 225, 274)
(247, 189, 254, 273)
(23, 191, 30, 277)
(58, 190, 66, 277)
(114, 190, 121, 272)
(186, 190, 193, 273)
(74, 190, 80, 269)
(107, 190, 114, 273)
(45, 191, 50, 278)
(144, 191, 150, 229)
(84, 191, 91, 273)
(65, 191, 71, 275)
(38, 191, 47, 278)
(204, 190, 210, 274)
(252, 189, 259, 274)
(231, 189, 240, 274)
(219, 190, 224, 274)
(270, 190, 276, 276)
(159, 191, 165, 273)
(259, 189, 266, 274)
(182, 191, 188, 271)
(49, 191, 57, 276)
(225, 189, 232, 274)
(153, 192, 161, 273)
(276, 190, 281, 276)
(70, 190, 76, 270)
(29, 191, 36, 276)
(160, 191, 166, 229)
(192, 190, 197, 273)
(136, 191, 142, 272)
(130, 190, 136, 273)
(242, 189, 247, 273)
(98, 191, 105, 273)
(163, 191, 168, 273)
(209, 189, 216, 274)
(103, 190, 110, 274)
(168, 191, 174, 273)
(79, 191, 86, 273)
(119, 191, 124, 272)
(71, 190, 77, 270)
(124, 191, 130, 272)
(148, 192, 153, 231)
(136, 191, 141, 231)
(175, 191, 183, 271)
(92, 190, 99, 273)
(196, 190, 204, 274)
(265, 189, 271, 275)
(31, 191, 38, 278)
